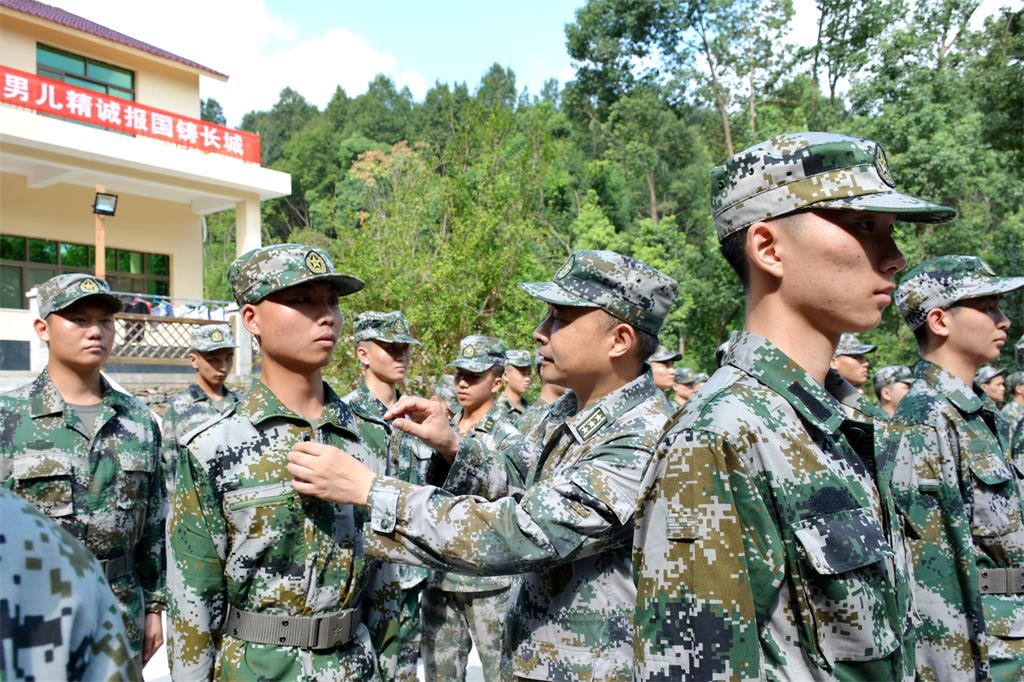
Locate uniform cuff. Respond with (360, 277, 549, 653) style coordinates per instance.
(368, 476, 416, 533)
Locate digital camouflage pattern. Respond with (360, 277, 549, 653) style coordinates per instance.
(0, 488, 138, 681)
(834, 332, 877, 356)
(364, 370, 672, 681)
(188, 323, 236, 352)
(497, 393, 527, 419)
(975, 364, 1005, 387)
(874, 364, 914, 396)
(673, 367, 697, 384)
(649, 345, 681, 363)
(0, 369, 166, 655)
(710, 132, 955, 240)
(895, 255, 1024, 330)
(353, 311, 421, 345)
(503, 349, 533, 367)
(168, 380, 389, 681)
(160, 382, 239, 492)
(228, 243, 365, 305)
(449, 334, 506, 373)
(1001, 371, 1024, 431)
(35, 272, 122, 318)
(519, 249, 678, 335)
(515, 397, 554, 436)
(343, 379, 433, 681)
(895, 359, 1024, 680)
(633, 332, 917, 681)
(431, 374, 458, 415)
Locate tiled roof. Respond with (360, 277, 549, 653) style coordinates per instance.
(0, 0, 228, 79)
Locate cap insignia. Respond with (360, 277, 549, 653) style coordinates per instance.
(79, 279, 100, 294)
(555, 258, 573, 280)
(305, 250, 328, 275)
(874, 144, 895, 187)
(210, 330, 224, 342)
(394, 319, 407, 334)
(462, 344, 476, 358)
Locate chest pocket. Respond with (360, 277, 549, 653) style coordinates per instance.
(791, 508, 900, 666)
(968, 452, 1022, 538)
(116, 450, 154, 511)
(12, 451, 73, 518)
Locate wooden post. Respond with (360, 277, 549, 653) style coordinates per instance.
(94, 184, 106, 279)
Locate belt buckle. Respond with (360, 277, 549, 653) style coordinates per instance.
(308, 614, 334, 650)
(1012, 568, 1024, 594)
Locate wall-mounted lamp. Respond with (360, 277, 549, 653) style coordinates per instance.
(92, 192, 119, 216)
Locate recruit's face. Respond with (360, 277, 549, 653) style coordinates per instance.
(246, 282, 341, 371)
(38, 299, 115, 372)
(359, 340, 411, 384)
(777, 210, 904, 337)
(885, 380, 911, 408)
(833, 353, 870, 387)
(454, 368, 501, 412)
(533, 305, 616, 390)
(673, 382, 695, 402)
(504, 364, 533, 395)
(190, 348, 234, 389)
(946, 296, 1010, 366)
(651, 361, 676, 389)
(982, 375, 1006, 403)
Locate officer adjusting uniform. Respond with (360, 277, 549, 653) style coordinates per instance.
(0, 488, 138, 681)
(633, 132, 954, 681)
(167, 244, 392, 681)
(0, 273, 166, 658)
(160, 323, 240, 494)
(343, 310, 433, 681)
(364, 251, 678, 681)
(894, 255, 1024, 681)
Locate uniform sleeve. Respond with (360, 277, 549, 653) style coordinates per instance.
(168, 447, 228, 682)
(139, 418, 168, 612)
(160, 405, 180, 492)
(441, 431, 531, 499)
(365, 435, 652, 574)
(632, 428, 771, 682)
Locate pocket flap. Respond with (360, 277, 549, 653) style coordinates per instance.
(793, 508, 893, 575)
(223, 481, 297, 511)
(969, 453, 1013, 486)
(12, 451, 72, 480)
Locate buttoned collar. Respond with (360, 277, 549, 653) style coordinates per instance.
(914, 359, 985, 414)
(29, 368, 129, 419)
(242, 379, 356, 434)
(554, 367, 659, 444)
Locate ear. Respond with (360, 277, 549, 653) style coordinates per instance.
(355, 343, 370, 366)
(924, 308, 951, 339)
(241, 303, 260, 337)
(829, 356, 840, 370)
(608, 323, 636, 360)
(491, 370, 506, 395)
(747, 220, 785, 281)
(33, 317, 49, 343)
(879, 386, 892, 403)
(188, 352, 200, 370)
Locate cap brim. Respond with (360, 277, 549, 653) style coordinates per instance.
(519, 281, 597, 308)
(371, 334, 422, 345)
(52, 292, 123, 316)
(264, 273, 365, 301)
(836, 344, 877, 356)
(811, 191, 956, 223)
(193, 342, 237, 352)
(449, 358, 499, 372)
(651, 353, 682, 363)
(956, 277, 1024, 303)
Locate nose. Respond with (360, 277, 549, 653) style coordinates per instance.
(879, 231, 906, 275)
(533, 317, 552, 345)
(995, 307, 1010, 330)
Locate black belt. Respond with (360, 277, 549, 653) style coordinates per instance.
(223, 605, 359, 650)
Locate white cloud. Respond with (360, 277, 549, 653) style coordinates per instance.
(45, 0, 427, 125)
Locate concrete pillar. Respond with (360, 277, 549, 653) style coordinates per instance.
(26, 288, 48, 373)
(233, 199, 261, 379)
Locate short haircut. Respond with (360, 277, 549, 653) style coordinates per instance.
(599, 310, 659, 362)
(719, 227, 749, 288)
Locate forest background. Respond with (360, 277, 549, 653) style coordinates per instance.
(198, 0, 1024, 392)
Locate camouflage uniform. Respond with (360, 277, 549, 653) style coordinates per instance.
(1002, 372, 1024, 435)
(498, 349, 533, 421)
(345, 310, 432, 681)
(0, 488, 138, 681)
(161, 324, 239, 493)
(516, 398, 554, 437)
(0, 276, 166, 657)
(168, 244, 388, 681)
(634, 133, 955, 681)
(893, 256, 1024, 681)
(364, 252, 678, 681)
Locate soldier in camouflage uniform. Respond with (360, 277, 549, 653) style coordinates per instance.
(649, 345, 681, 391)
(893, 255, 1024, 680)
(286, 249, 678, 681)
(670, 366, 698, 408)
(1004, 372, 1024, 436)
(633, 132, 954, 681)
(343, 310, 433, 681)
(0, 273, 166, 664)
(830, 332, 876, 395)
(167, 244, 392, 681)
(874, 364, 915, 417)
(0, 488, 138, 681)
(497, 349, 534, 420)
(160, 323, 239, 493)
(976, 364, 1008, 406)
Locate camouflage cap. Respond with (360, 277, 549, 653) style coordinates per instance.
(449, 335, 506, 373)
(692, 372, 709, 383)
(650, 345, 682, 363)
(190, 323, 236, 352)
(711, 132, 956, 240)
(896, 255, 1024, 330)
(1006, 371, 1024, 394)
(228, 243, 364, 305)
(432, 374, 459, 413)
(834, 332, 877, 357)
(353, 310, 420, 345)
(36, 273, 122, 319)
(504, 349, 533, 368)
(873, 365, 913, 394)
(520, 250, 678, 335)
(674, 367, 697, 385)
(974, 364, 1005, 386)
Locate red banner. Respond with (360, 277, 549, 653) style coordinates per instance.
(0, 65, 260, 164)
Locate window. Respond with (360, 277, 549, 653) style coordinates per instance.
(36, 44, 135, 101)
(0, 235, 170, 309)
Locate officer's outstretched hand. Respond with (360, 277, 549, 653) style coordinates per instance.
(288, 442, 375, 506)
(384, 396, 459, 459)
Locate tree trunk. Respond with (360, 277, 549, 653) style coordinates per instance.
(697, 19, 734, 155)
(645, 170, 659, 224)
(748, 77, 757, 137)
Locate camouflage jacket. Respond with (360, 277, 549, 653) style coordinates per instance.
(633, 332, 917, 682)
(0, 488, 138, 681)
(1001, 400, 1024, 439)
(160, 382, 239, 493)
(515, 398, 552, 436)
(895, 360, 1024, 669)
(427, 402, 522, 593)
(0, 369, 166, 655)
(168, 380, 388, 681)
(365, 370, 672, 681)
(497, 393, 527, 420)
(343, 379, 433, 590)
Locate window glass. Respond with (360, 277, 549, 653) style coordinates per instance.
(106, 250, 117, 274)
(86, 61, 133, 90)
(37, 45, 85, 76)
(0, 265, 23, 308)
(64, 76, 106, 94)
(60, 243, 89, 268)
(0, 236, 26, 261)
(109, 87, 134, 101)
(27, 267, 56, 288)
(147, 253, 170, 276)
(147, 280, 169, 297)
(118, 250, 144, 274)
(28, 239, 57, 264)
